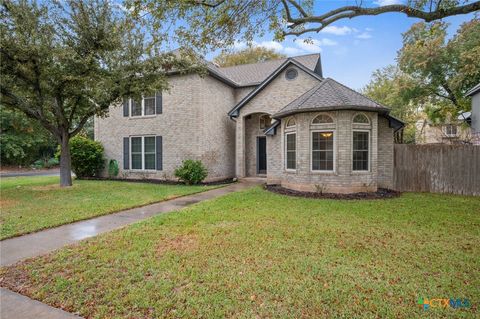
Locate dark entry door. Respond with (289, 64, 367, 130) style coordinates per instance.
(257, 136, 267, 174)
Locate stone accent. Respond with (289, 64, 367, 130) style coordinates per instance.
(94, 73, 236, 182)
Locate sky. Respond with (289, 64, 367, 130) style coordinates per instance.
(204, 1, 476, 91)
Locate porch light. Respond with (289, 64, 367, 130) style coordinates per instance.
(321, 132, 333, 138)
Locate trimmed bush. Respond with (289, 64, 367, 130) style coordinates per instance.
(108, 159, 119, 178)
(174, 159, 208, 185)
(69, 136, 104, 178)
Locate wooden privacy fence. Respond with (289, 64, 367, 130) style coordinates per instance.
(394, 144, 480, 196)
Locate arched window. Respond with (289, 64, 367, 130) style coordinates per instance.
(353, 113, 369, 124)
(312, 114, 334, 124)
(285, 117, 296, 128)
(260, 114, 272, 129)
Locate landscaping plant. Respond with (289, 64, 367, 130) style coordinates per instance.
(66, 136, 104, 178)
(174, 159, 208, 185)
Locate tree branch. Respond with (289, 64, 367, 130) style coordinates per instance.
(280, 1, 480, 36)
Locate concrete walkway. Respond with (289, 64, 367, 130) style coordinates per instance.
(0, 288, 82, 319)
(0, 180, 261, 319)
(1, 180, 259, 267)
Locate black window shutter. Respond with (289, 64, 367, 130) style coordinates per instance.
(156, 92, 162, 114)
(156, 136, 162, 170)
(123, 137, 129, 169)
(123, 98, 129, 117)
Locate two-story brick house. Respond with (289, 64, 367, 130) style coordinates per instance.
(95, 53, 403, 193)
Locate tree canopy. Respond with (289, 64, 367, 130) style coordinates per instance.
(130, 0, 480, 51)
(363, 18, 480, 143)
(0, 0, 197, 186)
(213, 47, 286, 67)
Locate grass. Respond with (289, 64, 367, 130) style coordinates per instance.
(0, 176, 217, 239)
(1, 187, 479, 318)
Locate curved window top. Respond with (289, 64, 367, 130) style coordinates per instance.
(312, 114, 334, 124)
(260, 114, 272, 129)
(353, 113, 370, 124)
(285, 117, 296, 128)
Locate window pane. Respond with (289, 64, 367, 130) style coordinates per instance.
(132, 154, 142, 169)
(144, 137, 156, 153)
(144, 97, 155, 115)
(353, 114, 369, 124)
(353, 132, 369, 171)
(286, 134, 296, 151)
(312, 132, 333, 171)
(131, 137, 142, 153)
(131, 100, 142, 116)
(144, 154, 156, 170)
(286, 133, 296, 169)
(312, 114, 333, 124)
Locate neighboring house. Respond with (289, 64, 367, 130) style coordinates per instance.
(462, 83, 480, 145)
(95, 53, 404, 193)
(415, 119, 471, 144)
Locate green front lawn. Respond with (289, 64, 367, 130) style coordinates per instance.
(0, 176, 217, 239)
(1, 187, 479, 318)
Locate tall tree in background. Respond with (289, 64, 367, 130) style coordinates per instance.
(398, 19, 480, 121)
(0, 107, 56, 165)
(214, 47, 286, 67)
(362, 66, 422, 143)
(364, 18, 480, 142)
(0, 0, 195, 187)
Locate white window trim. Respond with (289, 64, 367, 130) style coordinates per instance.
(285, 116, 296, 129)
(129, 95, 156, 118)
(311, 114, 334, 125)
(352, 112, 371, 125)
(311, 129, 336, 173)
(259, 114, 271, 130)
(285, 132, 297, 171)
(443, 124, 458, 137)
(129, 135, 156, 171)
(352, 130, 370, 173)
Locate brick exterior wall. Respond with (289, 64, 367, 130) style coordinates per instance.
(95, 62, 397, 192)
(94, 73, 236, 182)
(236, 65, 320, 177)
(264, 111, 383, 194)
(377, 116, 394, 189)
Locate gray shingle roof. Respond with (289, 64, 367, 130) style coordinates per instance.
(273, 78, 388, 118)
(215, 54, 321, 86)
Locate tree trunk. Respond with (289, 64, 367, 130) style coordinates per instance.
(59, 132, 72, 187)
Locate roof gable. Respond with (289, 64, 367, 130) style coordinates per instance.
(216, 53, 321, 86)
(228, 59, 323, 117)
(273, 78, 388, 118)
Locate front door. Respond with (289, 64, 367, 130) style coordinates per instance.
(257, 136, 267, 174)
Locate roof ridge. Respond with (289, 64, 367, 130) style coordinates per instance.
(324, 78, 350, 105)
(326, 77, 385, 108)
(294, 79, 328, 110)
(218, 53, 319, 70)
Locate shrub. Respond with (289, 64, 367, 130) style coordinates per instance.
(108, 159, 119, 178)
(68, 136, 104, 178)
(174, 159, 208, 185)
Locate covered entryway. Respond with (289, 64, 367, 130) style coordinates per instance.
(257, 136, 267, 174)
(242, 113, 272, 177)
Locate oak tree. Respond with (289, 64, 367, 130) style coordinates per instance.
(0, 0, 195, 186)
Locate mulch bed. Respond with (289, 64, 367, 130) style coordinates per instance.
(79, 176, 236, 186)
(265, 184, 401, 200)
